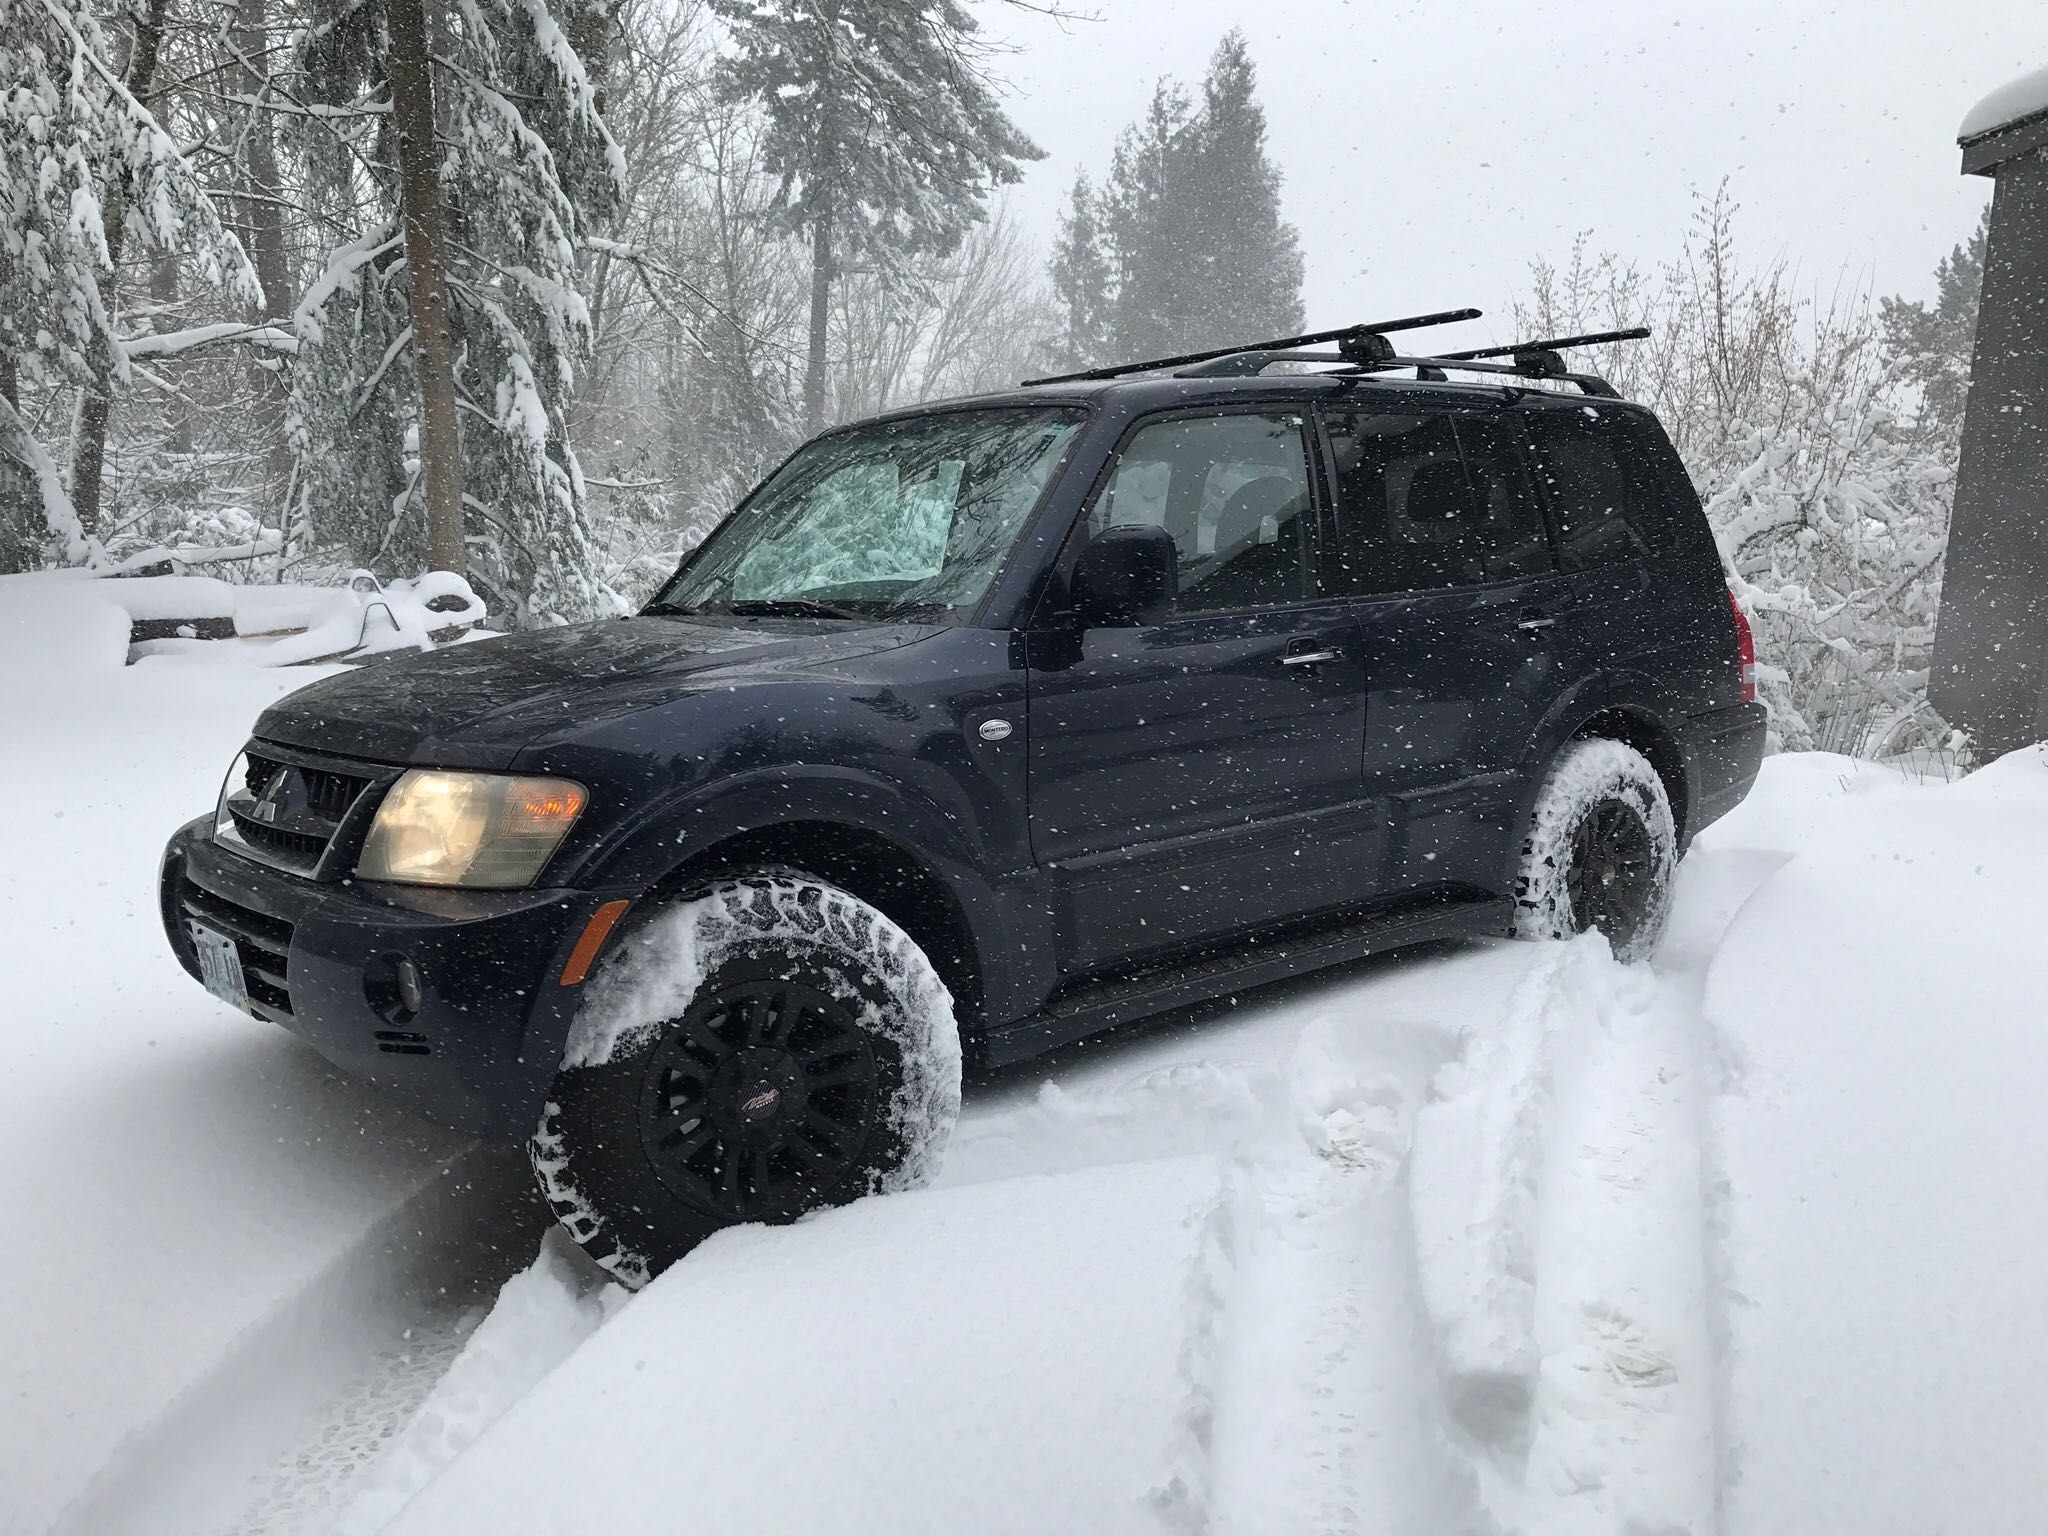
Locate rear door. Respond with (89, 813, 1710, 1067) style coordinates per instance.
(1519, 402, 1718, 709)
(1025, 407, 1374, 972)
(1316, 399, 1566, 897)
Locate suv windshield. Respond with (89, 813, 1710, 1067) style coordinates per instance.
(649, 406, 1085, 622)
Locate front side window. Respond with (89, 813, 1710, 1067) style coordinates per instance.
(1321, 408, 1552, 595)
(1090, 411, 1312, 615)
(650, 407, 1083, 621)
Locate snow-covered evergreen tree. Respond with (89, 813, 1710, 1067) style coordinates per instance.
(1079, 30, 1304, 361)
(705, 0, 1042, 431)
(1102, 81, 1195, 360)
(288, 0, 626, 624)
(1049, 171, 1113, 370)
(1184, 30, 1302, 344)
(0, 0, 257, 569)
(1880, 206, 1987, 450)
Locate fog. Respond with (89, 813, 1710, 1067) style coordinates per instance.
(994, 0, 2035, 336)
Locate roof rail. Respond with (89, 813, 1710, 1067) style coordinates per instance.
(1018, 308, 1482, 387)
(1346, 353, 1626, 399)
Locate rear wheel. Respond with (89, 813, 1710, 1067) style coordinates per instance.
(531, 874, 961, 1286)
(1512, 739, 1676, 963)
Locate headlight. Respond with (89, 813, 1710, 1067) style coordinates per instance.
(357, 770, 587, 888)
(216, 751, 254, 842)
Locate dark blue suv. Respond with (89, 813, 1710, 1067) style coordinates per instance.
(161, 319, 1764, 1282)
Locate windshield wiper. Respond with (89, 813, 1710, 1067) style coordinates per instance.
(722, 597, 872, 621)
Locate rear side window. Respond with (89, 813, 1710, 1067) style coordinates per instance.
(1320, 408, 1553, 595)
(1521, 407, 1680, 569)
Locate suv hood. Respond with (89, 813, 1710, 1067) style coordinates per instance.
(253, 615, 922, 766)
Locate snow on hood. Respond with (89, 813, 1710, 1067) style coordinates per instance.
(1960, 63, 2048, 141)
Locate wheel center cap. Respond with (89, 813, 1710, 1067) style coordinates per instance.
(717, 1046, 800, 1133)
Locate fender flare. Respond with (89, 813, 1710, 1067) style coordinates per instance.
(568, 763, 1046, 1028)
(1503, 668, 1692, 886)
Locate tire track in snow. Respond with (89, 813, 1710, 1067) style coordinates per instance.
(1158, 939, 1723, 1536)
(1155, 1015, 1484, 1535)
(1413, 941, 1719, 1535)
(53, 1147, 550, 1536)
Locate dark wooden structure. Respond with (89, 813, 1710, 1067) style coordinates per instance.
(1930, 90, 2048, 756)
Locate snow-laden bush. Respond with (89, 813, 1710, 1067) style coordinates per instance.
(1513, 187, 1958, 759)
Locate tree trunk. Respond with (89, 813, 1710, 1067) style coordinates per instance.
(803, 209, 833, 435)
(0, 351, 34, 573)
(233, 0, 296, 515)
(68, 0, 171, 538)
(234, 0, 293, 321)
(386, 0, 466, 575)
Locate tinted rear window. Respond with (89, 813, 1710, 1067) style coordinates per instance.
(1522, 406, 1681, 569)
(1321, 408, 1552, 594)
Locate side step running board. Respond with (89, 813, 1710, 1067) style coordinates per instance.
(985, 897, 1511, 1065)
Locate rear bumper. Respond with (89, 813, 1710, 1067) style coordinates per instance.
(1680, 700, 1767, 841)
(161, 815, 626, 1142)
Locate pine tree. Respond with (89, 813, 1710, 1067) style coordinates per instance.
(0, 0, 257, 569)
(1086, 31, 1303, 362)
(1048, 171, 1113, 368)
(705, 0, 1042, 432)
(289, 0, 627, 623)
(1102, 80, 1195, 359)
(1185, 30, 1302, 343)
(1880, 206, 1988, 448)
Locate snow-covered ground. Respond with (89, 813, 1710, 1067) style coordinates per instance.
(4, 570, 2045, 1534)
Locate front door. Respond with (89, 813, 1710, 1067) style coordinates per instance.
(1026, 408, 1375, 973)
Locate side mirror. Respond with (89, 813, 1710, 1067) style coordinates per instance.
(1070, 524, 1177, 628)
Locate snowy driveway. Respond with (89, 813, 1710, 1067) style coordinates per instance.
(8, 585, 2048, 1535)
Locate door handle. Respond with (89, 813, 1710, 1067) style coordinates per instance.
(1281, 648, 1341, 666)
(1516, 615, 1557, 632)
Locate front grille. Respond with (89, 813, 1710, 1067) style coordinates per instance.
(181, 879, 295, 1019)
(229, 749, 379, 875)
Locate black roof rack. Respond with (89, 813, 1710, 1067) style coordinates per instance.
(1019, 316, 1651, 399)
(1018, 308, 1482, 387)
(1348, 325, 1651, 397)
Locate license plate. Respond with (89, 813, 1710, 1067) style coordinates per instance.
(190, 922, 251, 1012)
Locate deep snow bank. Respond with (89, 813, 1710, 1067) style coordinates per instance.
(382, 1156, 1224, 1536)
(0, 575, 479, 1533)
(1702, 746, 2048, 1535)
(367, 935, 1712, 1535)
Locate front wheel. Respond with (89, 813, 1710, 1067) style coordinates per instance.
(1512, 739, 1677, 964)
(531, 874, 961, 1287)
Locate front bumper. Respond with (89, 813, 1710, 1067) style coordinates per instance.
(161, 815, 627, 1142)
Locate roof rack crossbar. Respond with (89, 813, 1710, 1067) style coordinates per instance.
(1437, 326, 1651, 362)
(1018, 307, 1482, 387)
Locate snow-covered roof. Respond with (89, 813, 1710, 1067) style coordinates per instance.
(1960, 63, 2048, 142)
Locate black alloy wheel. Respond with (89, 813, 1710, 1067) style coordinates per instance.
(1566, 798, 1657, 951)
(637, 969, 885, 1223)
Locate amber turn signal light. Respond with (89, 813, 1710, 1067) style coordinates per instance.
(559, 898, 630, 986)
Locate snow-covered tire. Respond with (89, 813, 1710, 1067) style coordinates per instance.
(530, 873, 961, 1288)
(1511, 738, 1677, 964)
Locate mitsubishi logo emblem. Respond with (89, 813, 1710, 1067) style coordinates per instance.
(253, 767, 292, 824)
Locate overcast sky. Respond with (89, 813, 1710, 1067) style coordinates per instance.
(982, 0, 2044, 350)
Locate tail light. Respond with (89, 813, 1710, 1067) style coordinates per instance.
(1728, 588, 1756, 703)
